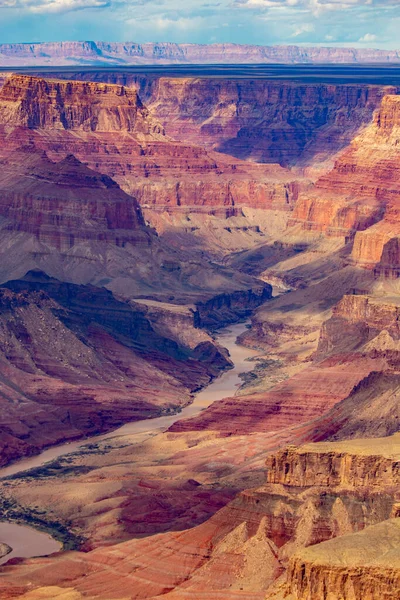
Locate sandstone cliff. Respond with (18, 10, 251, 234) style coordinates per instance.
(289, 93, 400, 275)
(284, 518, 400, 599)
(317, 294, 400, 357)
(145, 79, 394, 167)
(52, 73, 394, 168)
(0, 74, 165, 135)
(0, 75, 304, 217)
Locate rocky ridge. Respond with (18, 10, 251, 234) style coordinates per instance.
(2, 42, 400, 66)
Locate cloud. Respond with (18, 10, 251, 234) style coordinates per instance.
(358, 32, 377, 41)
(234, 0, 400, 11)
(0, 0, 110, 12)
(292, 22, 315, 36)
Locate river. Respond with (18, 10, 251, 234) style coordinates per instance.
(0, 320, 260, 566)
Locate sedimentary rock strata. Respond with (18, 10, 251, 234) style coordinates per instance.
(290, 92, 400, 277)
(0, 62, 400, 600)
(2, 42, 400, 66)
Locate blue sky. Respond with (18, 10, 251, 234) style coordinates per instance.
(0, 0, 399, 48)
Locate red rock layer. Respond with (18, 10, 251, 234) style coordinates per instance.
(170, 355, 382, 435)
(2, 42, 400, 66)
(145, 79, 393, 166)
(0, 149, 152, 251)
(0, 75, 303, 213)
(0, 74, 164, 134)
(290, 94, 400, 266)
(52, 74, 393, 167)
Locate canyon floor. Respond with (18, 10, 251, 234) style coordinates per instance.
(0, 66, 399, 599)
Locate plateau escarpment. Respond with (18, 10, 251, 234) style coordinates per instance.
(2, 42, 400, 66)
(143, 79, 394, 167)
(0, 74, 164, 135)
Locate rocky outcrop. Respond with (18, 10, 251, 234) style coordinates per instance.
(266, 437, 400, 488)
(0, 75, 164, 135)
(195, 285, 272, 329)
(317, 294, 400, 358)
(2, 42, 400, 66)
(0, 149, 152, 251)
(285, 519, 400, 600)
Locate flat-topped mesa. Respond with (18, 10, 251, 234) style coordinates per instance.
(0, 74, 165, 135)
(0, 149, 152, 250)
(2, 42, 400, 65)
(266, 436, 400, 489)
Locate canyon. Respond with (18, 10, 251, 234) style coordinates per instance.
(0, 62, 399, 600)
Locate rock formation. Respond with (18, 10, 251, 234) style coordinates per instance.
(0, 62, 399, 600)
(143, 79, 394, 167)
(0, 75, 304, 220)
(289, 93, 400, 280)
(0, 270, 233, 467)
(2, 42, 400, 66)
(2, 433, 399, 599)
(43, 73, 395, 168)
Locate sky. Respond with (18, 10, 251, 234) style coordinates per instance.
(0, 0, 399, 49)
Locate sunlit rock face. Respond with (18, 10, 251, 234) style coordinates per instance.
(289, 95, 400, 280)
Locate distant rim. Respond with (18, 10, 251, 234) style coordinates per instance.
(2, 64, 400, 85)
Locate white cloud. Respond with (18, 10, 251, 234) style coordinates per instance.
(358, 32, 377, 41)
(292, 22, 315, 36)
(234, 0, 400, 11)
(0, 0, 110, 12)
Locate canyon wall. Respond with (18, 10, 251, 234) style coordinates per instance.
(0, 271, 233, 468)
(0, 74, 303, 217)
(146, 79, 395, 166)
(287, 91, 400, 287)
(48, 73, 395, 167)
(2, 42, 400, 66)
(0, 74, 164, 134)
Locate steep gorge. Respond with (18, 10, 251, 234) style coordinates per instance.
(0, 66, 400, 600)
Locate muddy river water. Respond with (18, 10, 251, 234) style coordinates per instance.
(0, 320, 260, 566)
